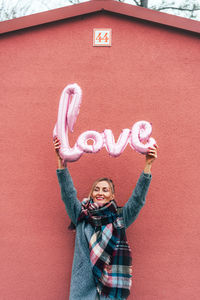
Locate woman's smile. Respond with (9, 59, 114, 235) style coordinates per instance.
(96, 196, 104, 200)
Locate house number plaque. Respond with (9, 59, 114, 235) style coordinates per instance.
(93, 28, 112, 47)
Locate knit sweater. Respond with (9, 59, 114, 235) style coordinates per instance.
(57, 168, 151, 300)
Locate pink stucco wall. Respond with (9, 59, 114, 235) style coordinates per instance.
(1, 11, 200, 300)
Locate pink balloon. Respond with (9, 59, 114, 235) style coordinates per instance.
(53, 84, 156, 162)
(53, 83, 83, 162)
(77, 131, 104, 153)
(103, 129, 130, 157)
(130, 121, 156, 154)
(67, 86, 82, 132)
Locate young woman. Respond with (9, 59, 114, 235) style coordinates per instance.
(53, 138, 158, 300)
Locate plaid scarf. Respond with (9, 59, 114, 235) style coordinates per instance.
(78, 199, 132, 299)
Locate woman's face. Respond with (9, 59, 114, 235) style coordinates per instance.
(92, 181, 114, 205)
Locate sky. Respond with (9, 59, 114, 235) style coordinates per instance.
(1, 0, 200, 21)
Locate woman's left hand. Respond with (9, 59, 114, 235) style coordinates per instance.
(146, 144, 158, 165)
(143, 144, 158, 174)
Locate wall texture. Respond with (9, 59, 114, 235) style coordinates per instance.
(1, 11, 200, 300)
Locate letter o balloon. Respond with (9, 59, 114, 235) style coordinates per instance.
(77, 131, 104, 153)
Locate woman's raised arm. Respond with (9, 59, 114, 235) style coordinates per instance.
(123, 144, 158, 228)
(53, 138, 81, 225)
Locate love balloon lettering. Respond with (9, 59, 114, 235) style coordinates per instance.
(53, 83, 156, 162)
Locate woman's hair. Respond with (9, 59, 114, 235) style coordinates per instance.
(88, 177, 115, 199)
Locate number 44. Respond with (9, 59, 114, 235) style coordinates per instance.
(96, 32, 109, 43)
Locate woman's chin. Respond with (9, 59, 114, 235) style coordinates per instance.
(94, 199, 107, 205)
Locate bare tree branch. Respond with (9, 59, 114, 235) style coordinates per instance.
(68, 0, 80, 3)
(157, 6, 200, 12)
(132, 0, 141, 7)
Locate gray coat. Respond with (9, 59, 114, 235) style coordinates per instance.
(57, 168, 151, 300)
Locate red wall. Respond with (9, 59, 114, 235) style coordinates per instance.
(1, 12, 200, 300)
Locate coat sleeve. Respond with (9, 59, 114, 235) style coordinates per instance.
(56, 168, 82, 225)
(123, 172, 152, 228)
